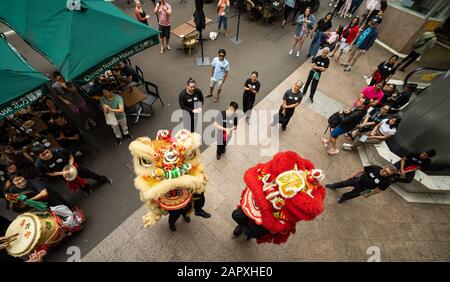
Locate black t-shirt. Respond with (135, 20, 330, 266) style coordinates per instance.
(359, 165, 392, 191)
(377, 61, 396, 79)
(396, 92, 412, 108)
(179, 89, 204, 114)
(215, 111, 238, 141)
(7, 179, 46, 195)
(51, 121, 80, 140)
(35, 148, 71, 175)
(312, 55, 330, 73)
(316, 19, 332, 32)
(283, 89, 304, 107)
(122, 65, 140, 83)
(402, 153, 431, 171)
(243, 79, 261, 96)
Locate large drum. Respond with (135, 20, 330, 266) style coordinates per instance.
(157, 188, 192, 211)
(5, 212, 64, 258)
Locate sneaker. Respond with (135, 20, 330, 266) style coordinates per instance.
(341, 63, 349, 67)
(104, 177, 113, 185)
(321, 137, 329, 147)
(281, 125, 287, 131)
(327, 148, 340, 155)
(233, 225, 245, 237)
(337, 197, 346, 204)
(344, 66, 352, 72)
(296, 51, 300, 57)
(325, 184, 337, 190)
(309, 96, 314, 103)
(195, 210, 211, 218)
(74, 150, 83, 157)
(342, 143, 353, 150)
(364, 75, 369, 79)
(124, 134, 133, 141)
(289, 49, 293, 55)
(306, 54, 311, 58)
(216, 153, 221, 160)
(166, 45, 172, 50)
(169, 223, 176, 232)
(116, 138, 122, 146)
(182, 215, 191, 223)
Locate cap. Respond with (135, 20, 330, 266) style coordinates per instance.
(371, 16, 381, 24)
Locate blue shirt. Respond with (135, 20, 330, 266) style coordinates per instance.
(211, 57, 229, 81)
(356, 27, 373, 49)
(285, 0, 295, 8)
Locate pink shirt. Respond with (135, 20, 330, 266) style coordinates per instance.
(361, 86, 384, 102)
(157, 2, 171, 26)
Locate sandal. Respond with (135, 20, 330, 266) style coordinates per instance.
(321, 137, 329, 147)
(327, 148, 340, 155)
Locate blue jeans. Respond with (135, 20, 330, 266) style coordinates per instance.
(218, 16, 228, 31)
(308, 31, 323, 57)
(349, 0, 364, 14)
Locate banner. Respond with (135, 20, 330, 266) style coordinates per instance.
(0, 86, 46, 120)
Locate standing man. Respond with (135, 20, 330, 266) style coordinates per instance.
(303, 48, 330, 103)
(396, 30, 437, 72)
(242, 71, 261, 123)
(271, 81, 304, 131)
(394, 149, 436, 183)
(51, 71, 96, 130)
(206, 49, 229, 103)
(100, 84, 132, 146)
(33, 145, 112, 193)
(179, 78, 204, 132)
(154, 0, 172, 54)
(326, 165, 397, 203)
(214, 101, 239, 160)
(343, 17, 380, 72)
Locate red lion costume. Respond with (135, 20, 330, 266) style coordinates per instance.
(238, 151, 326, 244)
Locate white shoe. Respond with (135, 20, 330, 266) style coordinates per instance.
(296, 51, 300, 57)
(289, 49, 293, 55)
(342, 143, 353, 150)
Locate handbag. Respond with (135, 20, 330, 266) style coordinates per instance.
(105, 111, 118, 126)
(312, 70, 321, 80)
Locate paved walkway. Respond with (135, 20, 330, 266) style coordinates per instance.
(83, 45, 450, 262)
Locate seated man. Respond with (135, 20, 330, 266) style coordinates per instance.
(5, 174, 70, 212)
(50, 113, 83, 155)
(112, 62, 140, 91)
(394, 149, 435, 183)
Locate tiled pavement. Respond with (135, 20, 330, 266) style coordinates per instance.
(83, 45, 450, 262)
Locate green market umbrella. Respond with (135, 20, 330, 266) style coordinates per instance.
(0, 34, 49, 120)
(0, 0, 159, 83)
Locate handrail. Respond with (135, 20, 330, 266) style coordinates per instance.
(403, 66, 447, 87)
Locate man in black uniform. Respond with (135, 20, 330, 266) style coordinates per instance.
(178, 78, 204, 132)
(242, 71, 261, 123)
(394, 149, 435, 183)
(326, 165, 397, 203)
(271, 81, 304, 131)
(6, 175, 70, 212)
(33, 145, 112, 193)
(303, 47, 330, 103)
(214, 101, 239, 160)
(50, 113, 82, 155)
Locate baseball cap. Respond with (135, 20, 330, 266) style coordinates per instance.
(31, 144, 47, 155)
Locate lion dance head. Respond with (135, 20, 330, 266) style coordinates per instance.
(129, 129, 207, 227)
(240, 151, 326, 244)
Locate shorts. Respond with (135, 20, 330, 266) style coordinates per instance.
(210, 77, 224, 89)
(331, 126, 346, 138)
(159, 25, 171, 39)
(338, 39, 349, 50)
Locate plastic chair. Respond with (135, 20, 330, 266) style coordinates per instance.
(182, 31, 199, 56)
(142, 81, 164, 116)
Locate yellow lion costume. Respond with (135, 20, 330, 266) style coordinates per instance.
(129, 129, 208, 227)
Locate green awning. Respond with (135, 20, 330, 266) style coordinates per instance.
(0, 35, 48, 120)
(0, 0, 159, 83)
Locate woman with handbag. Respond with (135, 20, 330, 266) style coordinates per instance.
(302, 48, 330, 103)
(217, 0, 230, 35)
(329, 16, 360, 63)
(289, 7, 315, 57)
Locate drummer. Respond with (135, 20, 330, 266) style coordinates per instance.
(32, 145, 112, 194)
(5, 175, 71, 211)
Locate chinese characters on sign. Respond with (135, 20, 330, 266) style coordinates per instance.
(0, 89, 44, 120)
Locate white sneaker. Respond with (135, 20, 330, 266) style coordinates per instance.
(296, 51, 300, 57)
(289, 49, 293, 55)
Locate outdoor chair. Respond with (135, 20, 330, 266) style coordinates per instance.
(135, 65, 145, 84)
(141, 80, 164, 116)
(182, 31, 199, 56)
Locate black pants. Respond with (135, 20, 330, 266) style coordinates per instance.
(243, 92, 256, 119)
(231, 207, 269, 240)
(333, 0, 346, 15)
(274, 107, 295, 129)
(168, 193, 206, 225)
(283, 5, 294, 21)
(77, 166, 107, 183)
(217, 136, 230, 156)
(46, 189, 72, 208)
(397, 51, 420, 71)
(331, 177, 365, 202)
(304, 70, 320, 99)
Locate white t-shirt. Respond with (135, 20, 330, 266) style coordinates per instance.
(379, 119, 396, 136)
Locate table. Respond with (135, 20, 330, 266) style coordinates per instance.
(171, 23, 197, 39)
(120, 87, 152, 124)
(30, 116, 48, 135)
(186, 17, 213, 28)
